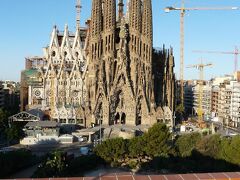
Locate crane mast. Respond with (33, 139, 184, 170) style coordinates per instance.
(179, 0, 185, 106)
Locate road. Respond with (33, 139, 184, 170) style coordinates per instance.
(10, 141, 92, 156)
(211, 121, 240, 136)
(9, 164, 39, 179)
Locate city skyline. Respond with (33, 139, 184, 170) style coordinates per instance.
(0, 0, 240, 81)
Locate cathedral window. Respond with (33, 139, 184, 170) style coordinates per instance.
(95, 43, 97, 58)
(131, 35, 134, 50)
(111, 35, 114, 50)
(134, 36, 137, 52)
(98, 43, 101, 58)
(51, 51, 56, 57)
(77, 119, 84, 124)
(46, 98, 49, 106)
(75, 51, 79, 57)
(64, 51, 67, 57)
(140, 42, 142, 56)
(146, 45, 148, 59)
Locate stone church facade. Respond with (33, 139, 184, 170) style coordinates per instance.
(21, 25, 88, 126)
(21, 0, 176, 128)
(84, 0, 176, 127)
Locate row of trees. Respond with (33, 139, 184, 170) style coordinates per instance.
(95, 123, 172, 169)
(31, 123, 240, 177)
(94, 123, 240, 173)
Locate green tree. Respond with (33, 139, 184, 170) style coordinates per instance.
(65, 155, 105, 177)
(128, 136, 146, 159)
(196, 134, 221, 159)
(46, 151, 66, 172)
(143, 123, 171, 157)
(5, 125, 19, 142)
(33, 151, 67, 178)
(175, 133, 201, 157)
(94, 138, 128, 166)
(220, 135, 240, 165)
(0, 109, 9, 131)
(0, 108, 10, 142)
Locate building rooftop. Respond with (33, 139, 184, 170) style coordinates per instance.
(25, 121, 60, 128)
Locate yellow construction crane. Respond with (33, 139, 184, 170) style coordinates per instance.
(187, 61, 213, 127)
(164, 1, 239, 106)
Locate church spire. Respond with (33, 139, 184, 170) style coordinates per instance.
(142, 0, 153, 41)
(90, 0, 103, 39)
(103, 0, 116, 31)
(129, 0, 142, 32)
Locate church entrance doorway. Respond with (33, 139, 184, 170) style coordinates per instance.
(121, 113, 126, 124)
(115, 113, 120, 124)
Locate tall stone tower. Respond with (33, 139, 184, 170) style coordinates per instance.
(84, 0, 176, 127)
(86, 0, 103, 118)
(142, 0, 153, 102)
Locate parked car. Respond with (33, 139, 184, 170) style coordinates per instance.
(80, 146, 90, 155)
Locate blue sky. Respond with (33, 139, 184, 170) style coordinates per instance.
(0, 0, 240, 81)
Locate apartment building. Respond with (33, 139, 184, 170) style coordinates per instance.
(182, 73, 240, 127)
(211, 86, 219, 118)
(218, 82, 232, 125)
(184, 81, 196, 115)
(230, 81, 240, 127)
(0, 80, 20, 111)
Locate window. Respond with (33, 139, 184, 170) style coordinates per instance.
(77, 119, 84, 124)
(51, 51, 56, 57)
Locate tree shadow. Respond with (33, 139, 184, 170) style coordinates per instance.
(139, 150, 240, 174)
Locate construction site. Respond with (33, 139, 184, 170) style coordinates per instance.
(164, 0, 240, 134)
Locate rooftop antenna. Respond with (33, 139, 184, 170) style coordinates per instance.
(76, 0, 82, 29)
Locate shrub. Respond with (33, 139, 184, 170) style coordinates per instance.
(143, 123, 171, 157)
(175, 133, 201, 157)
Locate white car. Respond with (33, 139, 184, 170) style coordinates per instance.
(78, 136, 87, 142)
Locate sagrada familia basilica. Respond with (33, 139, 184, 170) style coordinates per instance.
(21, 0, 176, 128)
